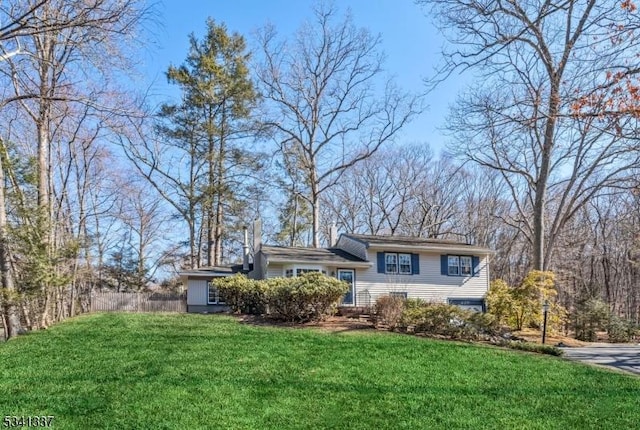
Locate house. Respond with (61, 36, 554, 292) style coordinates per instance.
(181, 223, 492, 313)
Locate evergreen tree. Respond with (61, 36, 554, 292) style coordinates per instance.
(163, 18, 259, 266)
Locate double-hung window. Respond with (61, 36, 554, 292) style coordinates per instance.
(379, 252, 418, 275)
(460, 256, 472, 276)
(448, 256, 460, 275)
(385, 253, 398, 274)
(398, 254, 412, 274)
(386, 253, 412, 274)
(443, 255, 478, 277)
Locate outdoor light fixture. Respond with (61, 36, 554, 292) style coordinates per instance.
(542, 300, 550, 345)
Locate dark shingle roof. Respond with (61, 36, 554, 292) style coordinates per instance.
(260, 245, 370, 265)
(344, 234, 492, 253)
(179, 264, 252, 278)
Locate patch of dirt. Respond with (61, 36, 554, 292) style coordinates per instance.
(235, 314, 375, 333)
(514, 328, 591, 347)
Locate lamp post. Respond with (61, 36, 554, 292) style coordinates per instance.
(542, 300, 550, 345)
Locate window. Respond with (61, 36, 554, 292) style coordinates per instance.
(442, 255, 478, 277)
(460, 256, 472, 276)
(378, 252, 419, 275)
(390, 292, 408, 299)
(208, 281, 225, 304)
(385, 253, 398, 274)
(284, 267, 327, 277)
(448, 256, 460, 275)
(386, 253, 412, 274)
(398, 253, 412, 274)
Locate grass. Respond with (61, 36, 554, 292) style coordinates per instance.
(1, 313, 639, 429)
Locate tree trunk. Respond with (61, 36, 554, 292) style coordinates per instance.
(533, 79, 560, 271)
(0, 142, 25, 339)
(214, 129, 225, 266)
(311, 165, 320, 248)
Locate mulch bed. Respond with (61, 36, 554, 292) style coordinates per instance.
(234, 314, 375, 333)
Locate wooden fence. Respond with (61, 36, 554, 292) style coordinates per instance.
(91, 291, 186, 313)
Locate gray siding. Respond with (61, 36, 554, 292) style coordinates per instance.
(187, 304, 229, 313)
(187, 279, 209, 306)
(186, 278, 230, 313)
(266, 265, 284, 278)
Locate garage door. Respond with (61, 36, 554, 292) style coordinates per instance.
(448, 299, 485, 313)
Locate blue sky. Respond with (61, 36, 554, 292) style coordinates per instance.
(140, 0, 466, 153)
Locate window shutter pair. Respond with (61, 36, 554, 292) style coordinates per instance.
(440, 255, 481, 276)
(377, 252, 420, 275)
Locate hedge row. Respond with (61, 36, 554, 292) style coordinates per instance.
(373, 296, 499, 340)
(373, 296, 562, 355)
(213, 272, 349, 323)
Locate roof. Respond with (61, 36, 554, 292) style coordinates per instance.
(260, 245, 371, 267)
(179, 263, 252, 278)
(343, 234, 493, 254)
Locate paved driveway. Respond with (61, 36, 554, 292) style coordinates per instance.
(560, 344, 640, 375)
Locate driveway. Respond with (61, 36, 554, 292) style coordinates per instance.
(560, 344, 640, 375)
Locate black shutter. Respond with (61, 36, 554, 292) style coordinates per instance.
(411, 254, 420, 275)
(472, 256, 480, 277)
(440, 255, 448, 276)
(377, 252, 385, 273)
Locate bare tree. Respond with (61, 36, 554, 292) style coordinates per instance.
(423, 0, 640, 270)
(257, 3, 423, 247)
(0, 0, 151, 331)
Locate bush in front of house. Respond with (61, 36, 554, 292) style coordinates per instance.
(371, 296, 499, 340)
(372, 295, 406, 329)
(214, 275, 267, 315)
(265, 272, 349, 322)
(401, 303, 470, 338)
(399, 302, 499, 340)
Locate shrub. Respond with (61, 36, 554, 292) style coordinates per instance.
(607, 316, 637, 343)
(401, 303, 470, 338)
(486, 279, 515, 327)
(265, 272, 348, 322)
(487, 271, 567, 332)
(573, 297, 610, 342)
(404, 298, 426, 310)
(214, 275, 266, 315)
(500, 341, 563, 356)
(462, 311, 500, 339)
(400, 302, 500, 340)
(373, 295, 406, 329)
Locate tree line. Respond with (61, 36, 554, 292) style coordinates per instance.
(1, 0, 639, 339)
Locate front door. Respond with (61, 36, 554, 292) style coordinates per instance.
(338, 269, 355, 306)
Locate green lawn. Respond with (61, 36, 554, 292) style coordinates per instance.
(1, 313, 639, 429)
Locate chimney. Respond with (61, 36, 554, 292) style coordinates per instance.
(242, 226, 249, 271)
(253, 218, 262, 254)
(329, 223, 338, 247)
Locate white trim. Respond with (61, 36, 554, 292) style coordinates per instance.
(398, 253, 412, 274)
(385, 253, 398, 274)
(281, 264, 327, 277)
(367, 243, 493, 254)
(207, 281, 225, 305)
(338, 269, 356, 306)
(268, 258, 372, 268)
